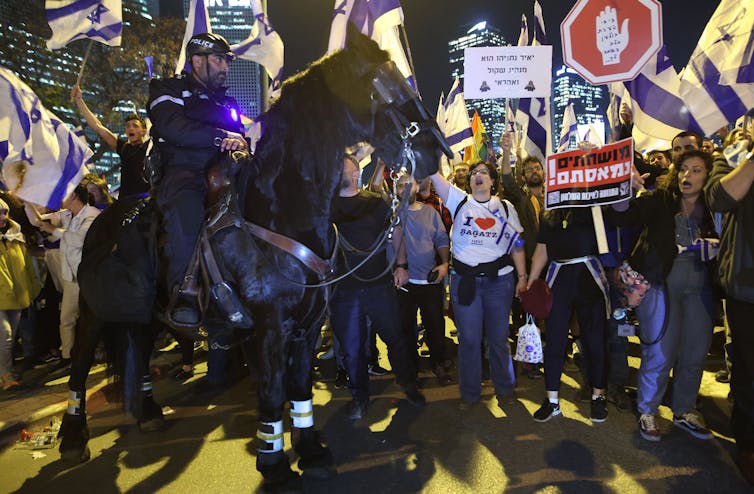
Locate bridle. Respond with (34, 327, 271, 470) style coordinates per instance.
(243, 60, 453, 289)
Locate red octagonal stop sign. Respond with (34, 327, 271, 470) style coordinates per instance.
(561, 0, 662, 85)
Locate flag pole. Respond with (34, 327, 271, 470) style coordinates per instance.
(259, 0, 270, 112)
(398, 24, 419, 95)
(76, 39, 94, 86)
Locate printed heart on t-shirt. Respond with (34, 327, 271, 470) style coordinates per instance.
(474, 218, 495, 230)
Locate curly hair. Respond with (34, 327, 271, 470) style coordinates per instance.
(467, 161, 499, 194)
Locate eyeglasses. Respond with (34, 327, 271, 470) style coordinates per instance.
(523, 165, 542, 174)
(469, 168, 490, 176)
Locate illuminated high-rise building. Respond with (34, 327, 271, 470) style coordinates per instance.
(183, 0, 262, 118)
(448, 21, 509, 147)
(552, 65, 608, 147)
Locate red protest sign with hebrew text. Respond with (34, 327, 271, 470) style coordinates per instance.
(545, 138, 634, 210)
(561, 0, 662, 85)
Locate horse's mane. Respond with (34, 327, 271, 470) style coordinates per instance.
(247, 31, 390, 233)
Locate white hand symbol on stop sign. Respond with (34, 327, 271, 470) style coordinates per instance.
(596, 6, 629, 65)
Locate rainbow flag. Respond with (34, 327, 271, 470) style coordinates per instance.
(463, 110, 495, 163)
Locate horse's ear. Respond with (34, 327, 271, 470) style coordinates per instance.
(344, 23, 380, 57)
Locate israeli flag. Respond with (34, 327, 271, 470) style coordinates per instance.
(46, 0, 122, 50)
(231, 0, 285, 90)
(516, 0, 551, 161)
(558, 103, 578, 152)
(680, 0, 754, 135)
(175, 0, 212, 74)
(517, 14, 529, 48)
(623, 46, 704, 141)
(0, 67, 92, 209)
(328, 0, 415, 88)
(440, 77, 474, 155)
(694, 0, 754, 87)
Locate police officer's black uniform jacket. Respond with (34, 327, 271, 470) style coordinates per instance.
(147, 73, 244, 172)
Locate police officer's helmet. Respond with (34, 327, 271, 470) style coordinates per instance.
(186, 33, 235, 61)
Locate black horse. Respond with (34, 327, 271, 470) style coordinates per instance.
(57, 29, 450, 489)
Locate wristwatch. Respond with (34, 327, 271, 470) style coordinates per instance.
(395, 263, 408, 270)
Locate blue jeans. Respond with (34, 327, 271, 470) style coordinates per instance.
(329, 282, 416, 403)
(636, 255, 715, 415)
(450, 272, 515, 402)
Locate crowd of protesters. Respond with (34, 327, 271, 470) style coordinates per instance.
(0, 48, 752, 488)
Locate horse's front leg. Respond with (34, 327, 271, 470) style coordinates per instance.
(255, 314, 299, 489)
(58, 299, 99, 462)
(288, 315, 336, 480)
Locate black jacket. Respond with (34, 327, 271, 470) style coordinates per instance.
(605, 188, 717, 285)
(147, 74, 243, 172)
(705, 156, 754, 303)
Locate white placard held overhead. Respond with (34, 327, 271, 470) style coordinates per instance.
(463, 45, 552, 99)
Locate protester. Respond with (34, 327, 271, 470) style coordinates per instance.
(71, 84, 150, 200)
(526, 206, 610, 423)
(330, 155, 425, 420)
(147, 32, 247, 325)
(430, 161, 527, 409)
(395, 174, 452, 385)
(608, 149, 719, 441)
(27, 184, 100, 370)
(0, 199, 41, 390)
(705, 133, 754, 485)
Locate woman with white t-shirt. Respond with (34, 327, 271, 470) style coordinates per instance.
(430, 161, 527, 408)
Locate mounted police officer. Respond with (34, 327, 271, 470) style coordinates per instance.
(148, 33, 248, 324)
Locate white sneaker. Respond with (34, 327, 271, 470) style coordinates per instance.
(639, 413, 661, 442)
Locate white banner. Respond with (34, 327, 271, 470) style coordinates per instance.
(463, 45, 552, 99)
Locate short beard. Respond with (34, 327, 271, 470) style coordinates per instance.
(526, 175, 543, 187)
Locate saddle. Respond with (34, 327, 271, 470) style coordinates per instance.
(163, 152, 252, 333)
(164, 151, 338, 334)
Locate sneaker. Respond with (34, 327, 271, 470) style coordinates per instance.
(334, 367, 348, 389)
(523, 364, 544, 379)
(367, 364, 389, 376)
(673, 411, 713, 440)
(172, 368, 194, 381)
(607, 385, 631, 412)
(638, 413, 662, 442)
(533, 399, 561, 422)
(715, 369, 730, 383)
(403, 385, 426, 407)
(590, 395, 608, 423)
(348, 399, 368, 420)
(43, 351, 61, 363)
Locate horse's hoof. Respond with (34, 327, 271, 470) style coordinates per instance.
(257, 452, 301, 492)
(138, 416, 165, 432)
(60, 444, 90, 463)
(259, 474, 302, 494)
(293, 427, 336, 479)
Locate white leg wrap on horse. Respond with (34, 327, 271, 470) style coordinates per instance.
(257, 420, 284, 453)
(67, 390, 84, 415)
(142, 375, 153, 395)
(290, 400, 314, 428)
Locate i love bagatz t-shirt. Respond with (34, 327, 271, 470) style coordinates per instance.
(446, 184, 523, 274)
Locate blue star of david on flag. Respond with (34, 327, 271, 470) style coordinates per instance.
(46, 0, 122, 50)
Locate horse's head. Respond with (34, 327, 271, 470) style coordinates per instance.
(367, 59, 453, 180)
(331, 28, 452, 180)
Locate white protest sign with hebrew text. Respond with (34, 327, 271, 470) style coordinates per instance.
(463, 45, 552, 99)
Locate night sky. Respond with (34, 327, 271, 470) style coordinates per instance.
(265, 0, 720, 107)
